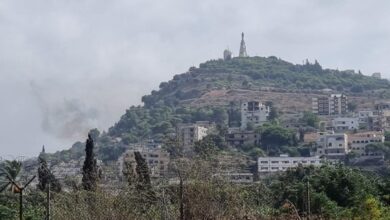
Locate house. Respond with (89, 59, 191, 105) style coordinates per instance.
(315, 133, 349, 160)
(258, 155, 322, 174)
(240, 101, 270, 130)
(331, 117, 359, 131)
(225, 129, 261, 147)
(348, 131, 385, 157)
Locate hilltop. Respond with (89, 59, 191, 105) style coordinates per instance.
(47, 56, 390, 163)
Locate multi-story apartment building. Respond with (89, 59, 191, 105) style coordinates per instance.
(225, 129, 261, 147)
(315, 133, 349, 160)
(312, 94, 348, 116)
(258, 155, 322, 174)
(348, 131, 385, 156)
(241, 101, 270, 130)
(331, 117, 359, 131)
(177, 123, 208, 149)
(120, 147, 170, 178)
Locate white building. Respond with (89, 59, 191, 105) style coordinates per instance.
(315, 133, 349, 160)
(258, 155, 322, 174)
(348, 132, 385, 156)
(177, 123, 208, 149)
(241, 101, 270, 130)
(331, 117, 359, 131)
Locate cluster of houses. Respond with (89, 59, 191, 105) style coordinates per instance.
(42, 93, 389, 186)
(107, 93, 389, 183)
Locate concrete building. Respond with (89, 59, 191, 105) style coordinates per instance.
(120, 147, 170, 178)
(348, 132, 385, 156)
(241, 101, 270, 130)
(223, 49, 232, 60)
(372, 72, 381, 79)
(225, 129, 261, 147)
(331, 117, 359, 131)
(177, 123, 208, 149)
(258, 155, 322, 174)
(312, 94, 348, 116)
(315, 133, 349, 160)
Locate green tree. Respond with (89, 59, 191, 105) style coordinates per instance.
(37, 147, 61, 192)
(194, 134, 224, 158)
(122, 160, 136, 187)
(301, 111, 319, 128)
(258, 124, 297, 149)
(82, 134, 99, 191)
(356, 196, 382, 220)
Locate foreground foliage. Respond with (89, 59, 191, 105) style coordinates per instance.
(1, 160, 390, 219)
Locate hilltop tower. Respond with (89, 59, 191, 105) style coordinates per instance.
(239, 32, 247, 57)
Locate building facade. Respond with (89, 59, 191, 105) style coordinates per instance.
(331, 117, 359, 131)
(348, 132, 385, 156)
(120, 147, 170, 178)
(315, 133, 349, 159)
(225, 129, 261, 147)
(241, 101, 270, 130)
(258, 155, 322, 174)
(312, 94, 348, 116)
(177, 123, 209, 149)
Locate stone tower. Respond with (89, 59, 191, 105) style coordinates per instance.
(223, 49, 232, 60)
(239, 32, 247, 57)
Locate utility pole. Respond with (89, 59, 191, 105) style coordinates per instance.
(307, 180, 310, 220)
(6, 175, 36, 220)
(46, 182, 50, 220)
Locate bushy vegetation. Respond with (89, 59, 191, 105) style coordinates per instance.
(142, 57, 390, 109)
(1, 158, 389, 219)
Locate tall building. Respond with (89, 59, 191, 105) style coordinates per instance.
(312, 94, 348, 116)
(241, 101, 270, 130)
(177, 123, 209, 149)
(239, 32, 247, 57)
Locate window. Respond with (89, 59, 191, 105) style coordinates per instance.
(260, 161, 268, 164)
(271, 161, 279, 164)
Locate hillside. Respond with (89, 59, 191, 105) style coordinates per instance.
(48, 56, 390, 163)
(141, 56, 390, 108)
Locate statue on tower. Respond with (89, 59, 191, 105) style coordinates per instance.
(239, 32, 248, 57)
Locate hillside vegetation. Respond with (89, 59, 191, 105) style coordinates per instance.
(49, 56, 390, 163)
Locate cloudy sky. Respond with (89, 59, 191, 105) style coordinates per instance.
(1, 0, 390, 158)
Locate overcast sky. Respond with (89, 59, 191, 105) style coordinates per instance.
(1, 0, 390, 158)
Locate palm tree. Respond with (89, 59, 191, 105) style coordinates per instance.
(0, 160, 22, 192)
